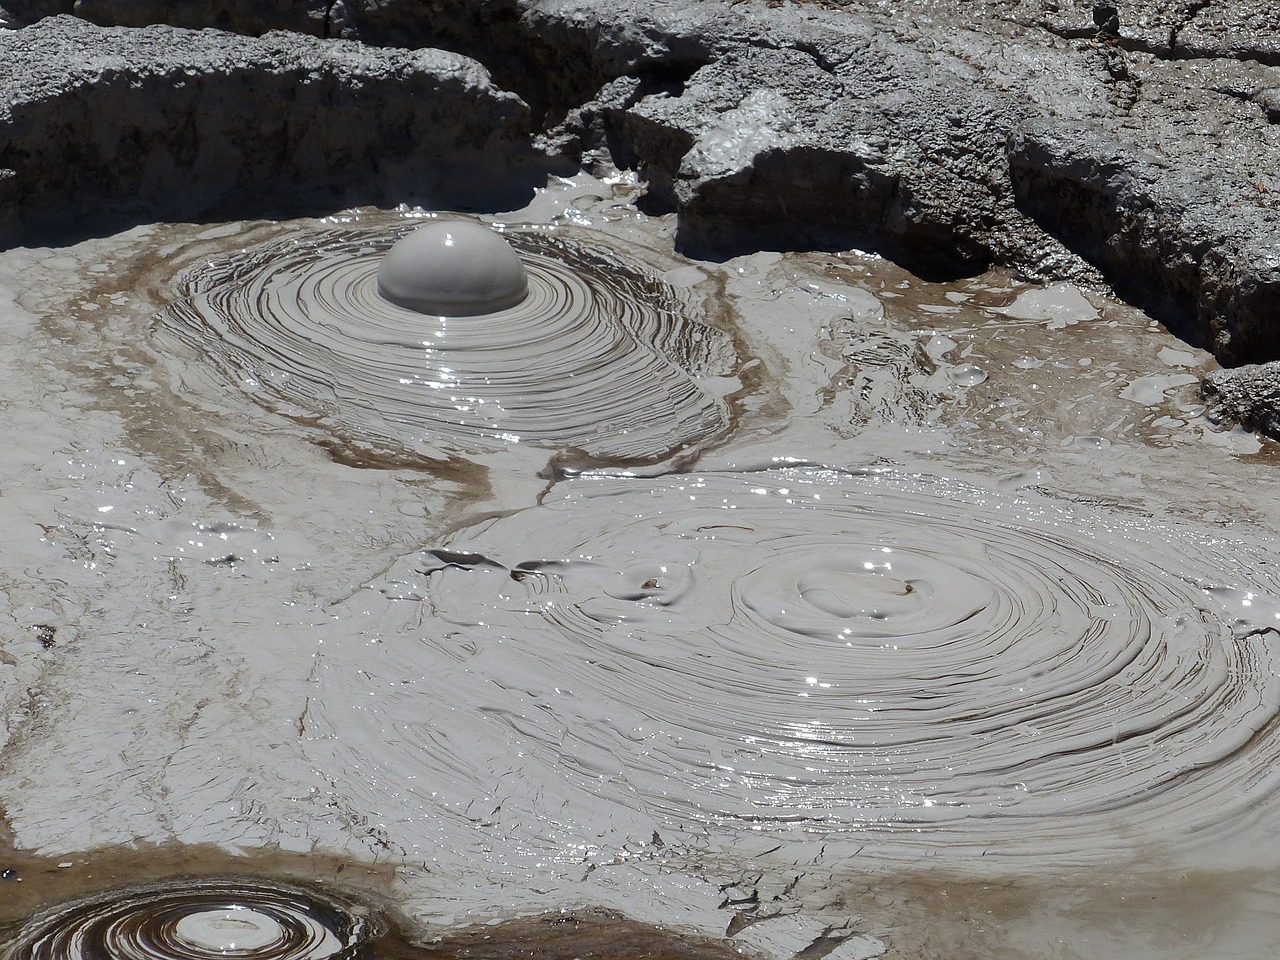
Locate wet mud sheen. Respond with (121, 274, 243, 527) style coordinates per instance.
(154, 218, 738, 465)
(3, 169, 1280, 960)
(0, 849, 746, 960)
(3, 879, 376, 960)
(365, 466, 1280, 862)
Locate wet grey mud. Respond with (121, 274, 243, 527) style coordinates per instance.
(0, 847, 747, 960)
(4, 171, 1280, 959)
(155, 217, 736, 464)
(3, 1, 1280, 958)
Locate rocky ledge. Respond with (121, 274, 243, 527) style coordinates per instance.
(0, 1, 1278, 379)
(0, 15, 544, 242)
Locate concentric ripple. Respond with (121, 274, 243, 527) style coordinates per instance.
(154, 221, 736, 461)
(368, 467, 1280, 859)
(3, 878, 378, 960)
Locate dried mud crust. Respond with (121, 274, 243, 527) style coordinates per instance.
(1, 0, 1279, 370)
(0, 15, 548, 240)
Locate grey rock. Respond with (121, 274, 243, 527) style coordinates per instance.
(630, 16, 1127, 280)
(623, 43, 1023, 276)
(568, 0, 1280, 362)
(858, 0, 1280, 65)
(1163, 1, 1280, 65)
(73, 0, 331, 36)
(1203, 362, 1280, 439)
(1008, 119, 1280, 364)
(0, 0, 330, 34)
(627, 2, 1280, 362)
(0, 16, 545, 241)
(1257, 88, 1280, 124)
(0, 0, 67, 27)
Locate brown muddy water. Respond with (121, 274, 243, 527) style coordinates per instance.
(1, 173, 1279, 959)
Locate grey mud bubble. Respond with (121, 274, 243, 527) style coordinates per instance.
(2, 877, 380, 960)
(376, 221, 529, 316)
(357, 468, 1280, 864)
(946, 363, 988, 387)
(154, 219, 736, 462)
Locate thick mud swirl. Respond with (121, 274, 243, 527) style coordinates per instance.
(349, 467, 1280, 863)
(2, 878, 379, 960)
(153, 220, 736, 462)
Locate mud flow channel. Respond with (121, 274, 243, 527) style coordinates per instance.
(2, 173, 1280, 959)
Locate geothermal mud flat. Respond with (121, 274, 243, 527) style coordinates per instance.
(3, 1, 1280, 957)
(3, 172, 1280, 959)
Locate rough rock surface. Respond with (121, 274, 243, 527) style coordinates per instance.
(1203, 363, 1280, 439)
(1008, 120, 1280, 364)
(615, 21, 1065, 277)
(72, 0, 331, 35)
(0, 15, 543, 240)
(525, 0, 1280, 362)
(1, 0, 1279, 369)
(0, 0, 331, 33)
(913, 0, 1280, 65)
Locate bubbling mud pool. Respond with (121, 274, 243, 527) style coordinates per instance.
(4, 173, 1280, 958)
(1, 877, 379, 960)
(336, 465, 1280, 864)
(0, 849, 749, 960)
(153, 217, 738, 464)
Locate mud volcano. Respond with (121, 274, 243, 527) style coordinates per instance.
(155, 217, 735, 462)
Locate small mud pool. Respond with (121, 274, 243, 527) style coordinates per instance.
(365, 467, 1280, 862)
(154, 217, 737, 464)
(0, 848, 746, 960)
(4, 878, 377, 960)
(2, 174, 1280, 959)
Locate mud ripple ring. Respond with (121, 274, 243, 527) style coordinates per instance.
(4, 877, 379, 960)
(154, 221, 735, 461)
